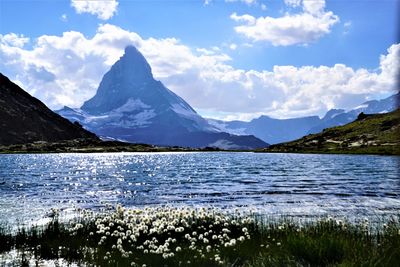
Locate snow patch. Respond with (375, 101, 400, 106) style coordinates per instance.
(114, 98, 150, 113)
(125, 110, 156, 127)
(207, 139, 241, 150)
(171, 103, 197, 118)
(351, 104, 368, 111)
(207, 120, 247, 135)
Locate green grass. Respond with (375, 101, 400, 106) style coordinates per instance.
(0, 206, 399, 266)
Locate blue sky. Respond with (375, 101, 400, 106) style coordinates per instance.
(0, 0, 399, 120)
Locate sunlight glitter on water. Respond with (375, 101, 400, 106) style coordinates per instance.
(0, 152, 399, 224)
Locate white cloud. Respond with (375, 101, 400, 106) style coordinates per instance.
(231, 0, 339, 46)
(284, 0, 301, 8)
(229, 43, 238, 50)
(230, 12, 256, 24)
(0, 33, 29, 48)
(60, 14, 68, 22)
(0, 25, 398, 121)
(343, 21, 352, 34)
(226, 0, 257, 5)
(71, 0, 118, 20)
(302, 0, 325, 15)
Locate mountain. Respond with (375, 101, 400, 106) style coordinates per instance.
(208, 93, 398, 144)
(262, 109, 400, 155)
(56, 46, 267, 150)
(0, 73, 98, 145)
(209, 115, 321, 144)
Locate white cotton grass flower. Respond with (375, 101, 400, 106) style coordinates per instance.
(75, 204, 256, 265)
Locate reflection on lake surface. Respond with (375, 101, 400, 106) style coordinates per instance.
(0, 152, 399, 224)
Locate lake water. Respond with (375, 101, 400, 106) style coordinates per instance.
(0, 152, 399, 224)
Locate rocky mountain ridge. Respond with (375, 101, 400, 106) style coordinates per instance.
(0, 73, 98, 145)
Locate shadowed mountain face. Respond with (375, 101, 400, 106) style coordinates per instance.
(57, 46, 267, 149)
(0, 73, 98, 145)
(209, 93, 398, 144)
(82, 46, 154, 114)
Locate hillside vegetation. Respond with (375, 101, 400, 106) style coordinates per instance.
(262, 109, 400, 155)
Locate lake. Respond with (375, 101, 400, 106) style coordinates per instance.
(0, 152, 399, 224)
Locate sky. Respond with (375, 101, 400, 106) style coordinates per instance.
(0, 0, 399, 121)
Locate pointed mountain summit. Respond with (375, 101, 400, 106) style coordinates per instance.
(0, 73, 97, 145)
(82, 46, 154, 114)
(57, 45, 267, 149)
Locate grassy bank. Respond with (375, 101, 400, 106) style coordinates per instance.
(1, 206, 399, 266)
(262, 109, 400, 155)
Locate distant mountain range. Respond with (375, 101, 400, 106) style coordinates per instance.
(0, 73, 98, 145)
(209, 93, 399, 144)
(56, 46, 267, 150)
(263, 109, 400, 155)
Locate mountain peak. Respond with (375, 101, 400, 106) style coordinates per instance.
(124, 45, 139, 55)
(119, 45, 153, 79)
(81, 45, 154, 114)
(121, 45, 149, 67)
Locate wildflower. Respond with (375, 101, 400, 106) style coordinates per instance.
(175, 246, 182, 252)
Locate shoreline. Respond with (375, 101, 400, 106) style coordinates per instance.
(1, 141, 398, 156)
(1, 205, 399, 266)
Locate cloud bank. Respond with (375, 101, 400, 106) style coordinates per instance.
(231, 0, 339, 46)
(0, 24, 398, 120)
(71, 0, 118, 20)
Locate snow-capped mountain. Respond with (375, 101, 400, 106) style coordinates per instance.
(209, 115, 321, 145)
(208, 93, 399, 144)
(56, 46, 267, 149)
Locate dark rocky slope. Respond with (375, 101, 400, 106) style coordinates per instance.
(0, 73, 98, 145)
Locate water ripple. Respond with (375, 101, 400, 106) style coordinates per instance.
(0, 152, 399, 224)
